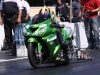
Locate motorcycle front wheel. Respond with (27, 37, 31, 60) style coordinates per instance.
(28, 43, 42, 69)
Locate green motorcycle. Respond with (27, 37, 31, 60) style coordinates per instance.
(23, 15, 73, 68)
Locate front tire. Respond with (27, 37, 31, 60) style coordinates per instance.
(28, 43, 42, 69)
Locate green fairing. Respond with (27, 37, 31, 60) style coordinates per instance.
(38, 43, 42, 51)
(42, 34, 61, 57)
(27, 38, 42, 51)
(61, 29, 71, 44)
(27, 37, 38, 42)
(24, 15, 73, 60)
(25, 19, 56, 37)
(54, 45, 61, 54)
(24, 19, 60, 57)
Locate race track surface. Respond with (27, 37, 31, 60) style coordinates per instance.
(0, 49, 100, 75)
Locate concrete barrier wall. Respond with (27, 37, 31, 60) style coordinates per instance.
(30, 7, 55, 17)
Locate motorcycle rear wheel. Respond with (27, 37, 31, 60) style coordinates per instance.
(28, 43, 42, 69)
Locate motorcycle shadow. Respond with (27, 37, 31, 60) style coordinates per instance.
(28, 63, 70, 70)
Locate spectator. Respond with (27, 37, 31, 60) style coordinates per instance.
(72, 0, 81, 23)
(0, 0, 22, 53)
(14, 0, 30, 43)
(21, 0, 30, 23)
(56, 0, 69, 22)
(79, 0, 100, 49)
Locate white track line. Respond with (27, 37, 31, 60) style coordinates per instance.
(0, 57, 28, 63)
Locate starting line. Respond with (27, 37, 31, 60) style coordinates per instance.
(0, 57, 28, 63)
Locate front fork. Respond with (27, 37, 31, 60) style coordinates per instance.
(27, 37, 43, 58)
(35, 43, 43, 58)
(36, 51, 42, 58)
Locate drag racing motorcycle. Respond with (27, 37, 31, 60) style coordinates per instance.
(23, 14, 74, 69)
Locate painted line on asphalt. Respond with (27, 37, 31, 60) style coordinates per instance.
(0, 57, 28, 63)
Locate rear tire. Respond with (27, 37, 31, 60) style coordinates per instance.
(63, 53, 70, 65)
(28, 43, 42, 69)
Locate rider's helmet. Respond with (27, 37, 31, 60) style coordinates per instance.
(39, 6, 50, 19)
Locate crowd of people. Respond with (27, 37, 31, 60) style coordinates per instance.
(0, 0, 30, 54)
(0, 0, 100, 55)
(56, 0, 100, 50)
(55, 0, 80, 23)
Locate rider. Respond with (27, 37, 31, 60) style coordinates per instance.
(39, 6, 73, 46)
(39, 6, 73, 52)
(38, 6, 62, 25)
(38, 6, 73, 36)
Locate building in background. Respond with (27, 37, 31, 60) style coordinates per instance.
(27, 0, 70, 6)
(27, 0, 71, 16)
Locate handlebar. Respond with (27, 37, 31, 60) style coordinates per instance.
(50, 24, 65, 28)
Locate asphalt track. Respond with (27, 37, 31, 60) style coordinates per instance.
(0, 49, 100, 75)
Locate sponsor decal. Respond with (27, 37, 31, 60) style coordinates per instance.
(47, 36, 57, 42)
(39, 24, 47, 34)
